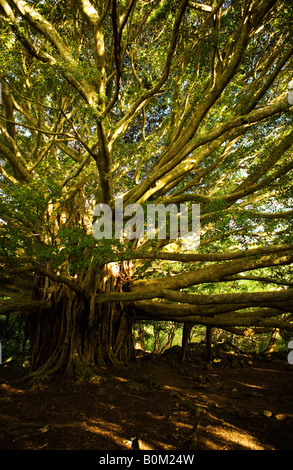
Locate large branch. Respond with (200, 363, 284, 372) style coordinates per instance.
(1, 0, 97, 104)
(0, 0, 56, 65)
(188, 2, 212, 12)
(238, 209, 293, 220)
(6, 265, 83, 295)
(0, 141, 31, 182)
(96, 287, 293, 308)
(108, 0, 190, 133)
(76, 0, 110, 101)
(223, 274, 293, 287)
(10, 0, 71, 58)
(0, 299, 50, 315)
(125, 93, 290, 204)
(109, 244, 293, 264)
(131, 302, 292, 319)
(133, 303, 293, 331)
(76, 0, 100, 27)
(132, 250, 293, 291)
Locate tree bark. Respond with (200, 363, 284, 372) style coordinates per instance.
(263, 328, 279, 356)
(206, 325, 212, 362)
(25, 263, 135, 381)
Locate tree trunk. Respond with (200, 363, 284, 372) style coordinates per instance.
(181, 322, 193, 362)
(263, 328, 279, 356)
(206, 325, 212, 362)
(135, 321, 146, 350)
(162, 322, 179, 353)
(25, 263, 135, 381)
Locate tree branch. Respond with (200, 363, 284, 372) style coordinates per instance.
(0, 299, 50, 315)
(132, 250, 293, 291)
(8, 266, 83, 295)
(112, 244, 293, 264)
(96, 287, 293, 308)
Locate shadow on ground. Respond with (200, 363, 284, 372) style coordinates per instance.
(1, 345, 293, 450)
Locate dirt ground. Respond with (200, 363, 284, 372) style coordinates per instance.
(1, 344, 293, 451)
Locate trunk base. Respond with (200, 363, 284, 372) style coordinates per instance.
(25, 265, 135, 382)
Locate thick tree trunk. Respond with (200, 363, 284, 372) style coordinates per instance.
(181, 323, 213, 362)
(25, 263, 135, 380)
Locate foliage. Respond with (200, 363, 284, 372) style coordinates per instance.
(0, 314, 28, 365)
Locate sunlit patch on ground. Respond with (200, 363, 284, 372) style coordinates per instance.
(1, 350, 293, 450)
(200, 424, 271, 450)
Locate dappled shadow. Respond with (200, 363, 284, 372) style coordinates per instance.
(1, 346, 293, 450)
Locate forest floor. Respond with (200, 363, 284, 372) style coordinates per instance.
(0, 344, 293, 452)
